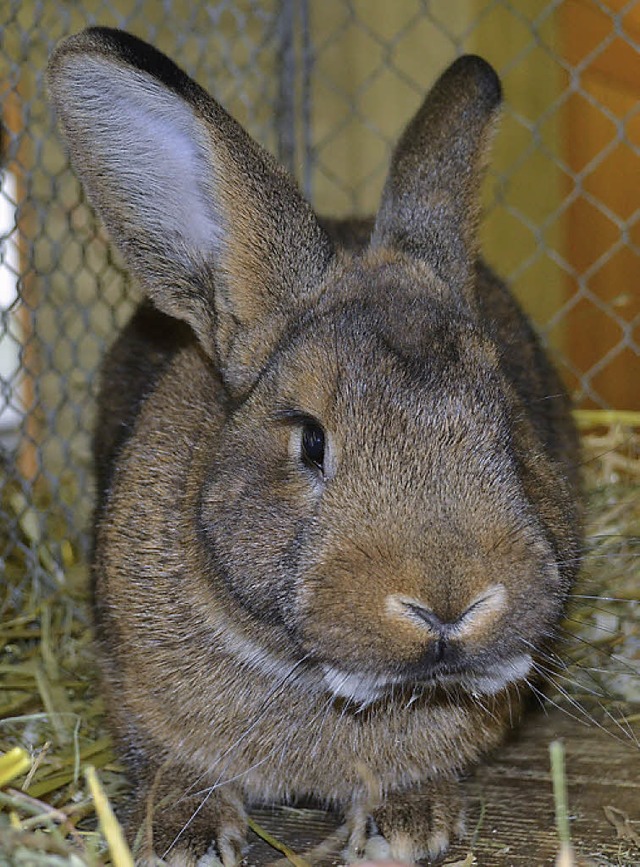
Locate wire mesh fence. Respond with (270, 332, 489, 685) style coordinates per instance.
(1, 0, 638, 597)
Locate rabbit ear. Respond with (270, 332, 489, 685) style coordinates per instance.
(47, 28, 334, 392)
(372, 55, 501, 291)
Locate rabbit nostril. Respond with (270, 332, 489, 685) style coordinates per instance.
(402, 604, 452, 662)
(405, 602, 448, 634)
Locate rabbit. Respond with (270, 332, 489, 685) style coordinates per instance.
(47, 27, 582, 866)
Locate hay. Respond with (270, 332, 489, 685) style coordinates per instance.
(1, 474, 119, 864)
(561, 422, 640, 708)
(247, 818, 312, 867)
(1, 413, 638, 864)
(550, 740, 575, 867)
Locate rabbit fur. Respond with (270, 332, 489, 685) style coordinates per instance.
(48, 27, 582, 865)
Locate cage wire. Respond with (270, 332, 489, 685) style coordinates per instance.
(1, 0, 639, 600)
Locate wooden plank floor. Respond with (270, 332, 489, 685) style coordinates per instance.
(244, 705, 640, 866)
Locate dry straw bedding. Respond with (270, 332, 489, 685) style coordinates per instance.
(0, 418, 638, 865)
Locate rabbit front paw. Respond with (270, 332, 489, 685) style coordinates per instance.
(131, 781, 247, 867)
(369, 780, 465, 864)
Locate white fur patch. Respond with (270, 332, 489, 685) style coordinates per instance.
(322, 651, 532, 705)
(321, 665, 397, 706)
(57, 56, 223, 255)
(460, 652, 533, 696)
(195, 844, 224, 867)
(363, 834, 392, 861)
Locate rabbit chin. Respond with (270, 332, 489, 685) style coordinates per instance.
(321, 653, 533, 706)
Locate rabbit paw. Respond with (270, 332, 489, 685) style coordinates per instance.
(131, 782, 247, 867)
(368, 780, 465, 864)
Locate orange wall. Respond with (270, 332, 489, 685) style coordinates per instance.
(562, 0, 640, 409)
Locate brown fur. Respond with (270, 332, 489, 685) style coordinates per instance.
(48, 28, 581, 865)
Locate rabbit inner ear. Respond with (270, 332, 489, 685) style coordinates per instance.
(105, 69, 225, 253)
(49, 54, 226, 356)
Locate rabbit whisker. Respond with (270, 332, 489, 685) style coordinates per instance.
(532, 658, 609, 700)
(524, 678, 599, 730)
(528, 663, 638, 748)
(571, 594, 640, 603)
(561, 615, 621, 636)
(556, 627, 640, 676)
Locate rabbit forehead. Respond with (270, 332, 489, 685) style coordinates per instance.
(301, 251, 497, 379)
(270, 294, 501, 423)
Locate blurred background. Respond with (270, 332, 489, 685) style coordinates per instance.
(1, 0, 638, 593)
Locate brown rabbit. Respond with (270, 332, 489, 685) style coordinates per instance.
(48, 28, 582, 866)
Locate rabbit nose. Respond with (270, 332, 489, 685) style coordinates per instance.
(403, 602, 453, 663)
(396, 600, 460, 668)
(386, 585, 507, 641)
(387, 596, 458, 637)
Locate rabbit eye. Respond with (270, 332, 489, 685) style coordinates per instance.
(301, 423, 325, 472)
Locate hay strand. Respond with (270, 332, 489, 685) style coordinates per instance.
(247, 817, 312, 867)
(573, 410, 640, 429)
(550, 740, 576, 867)
(85, 765, 134, 867)
(0, 747, 31, 788)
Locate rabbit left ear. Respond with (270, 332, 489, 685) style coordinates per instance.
(372, 55, 501, 291)
(47, 28, 334, 394)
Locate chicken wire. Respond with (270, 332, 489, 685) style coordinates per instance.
(1, 0, 638, 595)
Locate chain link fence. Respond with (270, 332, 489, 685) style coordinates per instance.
(1, 0, 639, 597)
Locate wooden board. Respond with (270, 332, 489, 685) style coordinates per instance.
(243, 705, 640, 866)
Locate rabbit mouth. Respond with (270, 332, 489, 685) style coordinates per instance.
(320, 652, 532, 706)
(320, 665, 403, 706)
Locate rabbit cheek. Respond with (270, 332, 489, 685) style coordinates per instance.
(200, 462, 309, 630)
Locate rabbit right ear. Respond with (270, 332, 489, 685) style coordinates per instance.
(47, 28, 334, 393)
